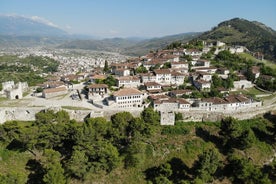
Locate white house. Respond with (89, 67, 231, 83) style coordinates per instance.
(140, 73, 157, 83)
(233, 80, 253, 89)
(144, 82, 162, 93)
(116, 76, 141, 88)
(171, 72, 185, 85)
(173, 67, 189, 74)
(192, 72, 212, 82)
(193, 79, 211, 91)
(42, 86, 68, 99)
(168, 89, 192, 97)
(154, 98, 190, 111)
(197, 94, 261, 111)
(154, 69, 171, 84)
(216, 41, 226, 47)
(229, 46, 247, 54)
(114, 69, 130, 77)
(112, 88, 143, 108)
(194, 67, 217, 74)
(171, 61, 189, 69)
(88, 84, 108, 96)
(194, 60, 210, 67)
(184, 49, 202, 57)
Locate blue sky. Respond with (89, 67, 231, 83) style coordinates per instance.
(1, 0, 276, 38)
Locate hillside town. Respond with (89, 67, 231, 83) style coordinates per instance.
(1, 40, 275, 125)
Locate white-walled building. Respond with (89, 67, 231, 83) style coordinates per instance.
(233, 80, 253, 89)
(112, 88, 143, 108)
(144, 82, 162, 93)
(140, 73, 157, 83)
(42, 86, 68, 99)
(171, 61, 189, 69)
(171, 72, 185, 85)
(197, 95, 261, 111)
(193, 79, 211, 91)
(116, 76, 141, 88)
(154, 69, 171, 84)
(154, 98, 191, 111)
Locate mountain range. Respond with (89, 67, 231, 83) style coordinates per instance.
(0, 15, 276, 60)
(58, 32, 201, 56)
(0, 15, 67, 36)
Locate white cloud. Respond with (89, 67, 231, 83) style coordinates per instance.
(65, 25, 72, 30)
(109, 29, 119, 35)
(30, 16, 59, 28)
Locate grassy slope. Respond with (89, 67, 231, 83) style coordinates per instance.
(238, 52, 276, 69)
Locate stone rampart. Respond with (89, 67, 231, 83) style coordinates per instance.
(0, 104, 275, 124)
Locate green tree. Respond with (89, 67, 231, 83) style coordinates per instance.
(0, 121, 21, 143)
(194, 149, 221, 182)
(0, 172, 27, 184)
(153, 176, 172, 184)
(158, 163, 173, 178)
(162, 62, 171, 69)
(35, 110, 56, 125)
(87, 141, 121, 173)
(175, 112, 183, 121)
(66, 149, 88, 180)
(212, 74, 222, 87)
(141, 107, 160, 126)
(35, 87, 43, 93)
(103, 60, 109, 73)
(237, 129, 255, 150)
(103, 75, 116, 87)
(269, 158, 276, 178)
(110, 111, 134, 144)
(219, 117, 242, 148)
(229, 155, 271, 184)
(190, 91, 203, 98)
(82, 117, 111, 141)
(124, 141, 146, 168)
(135, 65, 148, 73)
(245, 67, 255, 82)
(41, 149, 66, 184)
(56, 110, 70, 124)
(128, 117, 152, 138)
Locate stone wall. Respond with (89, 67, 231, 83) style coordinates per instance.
(0, 107, 92, 124)
(0, 104, 275, 124)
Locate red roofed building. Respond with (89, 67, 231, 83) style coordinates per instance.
(144, 82, 162, 93)
(42, 86, 68, 99)
(88, 84, 108, 96)
(112, 88, 144, 108)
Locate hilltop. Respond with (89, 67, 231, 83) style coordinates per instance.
(197, 18, 276, 61)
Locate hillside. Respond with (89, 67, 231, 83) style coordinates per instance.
(197, 18, 276, 61)
(58, 32, 201, 56)
(121, 32, 201, 56)
(58, 37, 139, 53)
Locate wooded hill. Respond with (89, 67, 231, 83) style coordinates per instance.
(197, 18, 276, 61)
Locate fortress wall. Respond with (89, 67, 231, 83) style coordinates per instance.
(0, 104, 275, 124)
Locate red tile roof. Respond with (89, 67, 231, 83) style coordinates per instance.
(43, 86, 67, 94)
(154, 69, 171, 74)
(144, 82, 161, 87)
(88, 84, 108, 89)
(113, 88, 143, 97)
